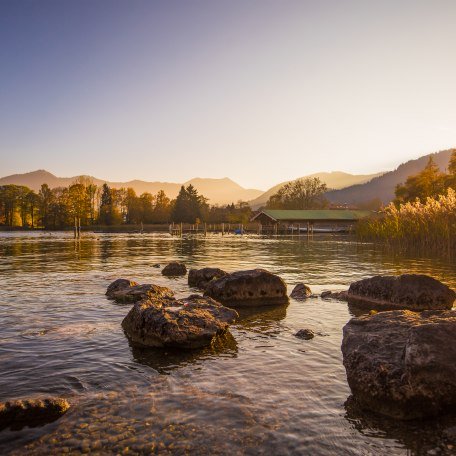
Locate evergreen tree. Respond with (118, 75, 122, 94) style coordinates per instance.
(99, 183, 113, 225)
(171, 185, 208, 222)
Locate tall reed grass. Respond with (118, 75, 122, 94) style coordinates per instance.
(357, 188, 456, 255)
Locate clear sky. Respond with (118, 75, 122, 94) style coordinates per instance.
(0, 0, 455, 190)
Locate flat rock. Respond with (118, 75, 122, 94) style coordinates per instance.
(347, 274, 455, 311)
(162, 262, 187, 276)
(321, 290, 349, 301)
(188, 268, 228, 290)
(108, 283, 174, 303)
(121, 295, 239, 348)
(204, 269, 288, 307)
(290, 283, 312, 300)
(0, 397, 70, 430)
(106, 278, 138, 298)
(342, 309, 456, 420)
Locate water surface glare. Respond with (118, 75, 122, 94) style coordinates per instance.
(0, 232, 455, 455)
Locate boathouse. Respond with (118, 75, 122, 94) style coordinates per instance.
(250, 209, 373, 234)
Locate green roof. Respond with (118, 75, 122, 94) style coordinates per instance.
(253, 209, 373, 222)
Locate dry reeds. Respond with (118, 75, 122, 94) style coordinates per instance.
(357, 188, 456, 255)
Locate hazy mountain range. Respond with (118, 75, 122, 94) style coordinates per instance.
(0, 148, 453, 206)
(0, 170, 263, 205)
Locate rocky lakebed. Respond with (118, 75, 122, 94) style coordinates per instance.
(0, 232, 455, 455)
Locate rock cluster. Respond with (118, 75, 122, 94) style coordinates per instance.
(347, 274, 455, 311)
(188, 268, 228, 290)
(122, 295, 238, 349)
(204, 269, 288, 307)
(342, 309, 456, 420)
(161, 262, 187, 276)
(0, 397, 70, 430)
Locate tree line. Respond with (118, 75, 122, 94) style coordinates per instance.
(0, 179, 253, 228)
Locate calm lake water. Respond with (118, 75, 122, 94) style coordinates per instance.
(0, 232, 455, 455)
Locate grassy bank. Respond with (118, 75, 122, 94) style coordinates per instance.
(357, 188, 456, 255)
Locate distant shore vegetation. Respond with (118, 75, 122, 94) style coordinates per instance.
(0, 179, 252, 229)
(358, 150, 456, 254)
(265, 177, 329, 209)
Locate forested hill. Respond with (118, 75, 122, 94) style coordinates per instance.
(325, 149, 454, 205)
(0, 170, 263, 205)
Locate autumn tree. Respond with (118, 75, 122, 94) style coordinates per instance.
(266, 177, 328, 210)
(153, 190, 171, 223)
(394, 156, 445, 204)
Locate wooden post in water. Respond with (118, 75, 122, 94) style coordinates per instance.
(78, 218, 81, 238)
(298, 223, 301, 237)
(274, 223, 278, 236)
(180, 222, 183, 237)
(222, 223, 224, 236)
(74, 217, 77, 239)
(204, 223, 207, 237)
(307, 222, 310, 238)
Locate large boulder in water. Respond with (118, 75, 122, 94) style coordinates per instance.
(106, 279, 174, 303)
(342, 309, 456, 420)
(0, 397, 70, 430)
(347, 274, 455, 311)
(204, 269, 288, 307)
(162, 262, 187, 277)
(121, 295, 238, 349)
(188, 267, 228, 290)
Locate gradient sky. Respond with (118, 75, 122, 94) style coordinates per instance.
(1, 0, 455, 189)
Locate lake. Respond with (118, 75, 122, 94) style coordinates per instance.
(0, 232, 455, 455)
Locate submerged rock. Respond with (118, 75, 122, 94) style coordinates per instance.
(321, 290, 349, 301)
(342, 309, 456, 420)
(347, 274, 455, 311)
(295, 329, 315, 340)
(122, 295, 238, 349)
(188, 268, 228, 290)
(152, 263, 161, 268)
(204, 269, 288, 307)
(106, 278, 138, 298)
(162, 262, 187, 277)
(0, 397, 70, 430)
(106, 279, 174, 303)
(290, 283, 312, 300)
